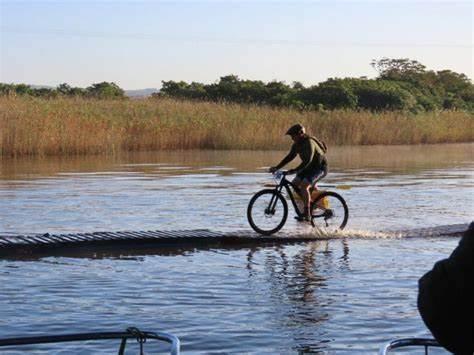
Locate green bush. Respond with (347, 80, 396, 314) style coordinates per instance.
(2, 58, 472, 112)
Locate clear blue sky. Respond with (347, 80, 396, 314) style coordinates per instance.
(1, 0, 472, 90)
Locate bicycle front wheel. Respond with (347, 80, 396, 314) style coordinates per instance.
(311, 191, 349, 232)
(247, 189, 288, 235)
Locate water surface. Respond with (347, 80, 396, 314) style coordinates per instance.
(0, 144, 472, 354)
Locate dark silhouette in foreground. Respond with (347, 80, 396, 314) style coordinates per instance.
(418, 222, 474, 354)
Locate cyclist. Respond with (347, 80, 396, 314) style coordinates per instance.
(269, 123, 328, 222)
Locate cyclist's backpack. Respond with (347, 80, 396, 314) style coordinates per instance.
(310, 136, 328, 154)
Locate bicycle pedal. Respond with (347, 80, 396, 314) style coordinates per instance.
(294, 215, 309, 222)
(323, 209, 334, 219)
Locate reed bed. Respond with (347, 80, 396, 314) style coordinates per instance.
(1, 96, 472, 157)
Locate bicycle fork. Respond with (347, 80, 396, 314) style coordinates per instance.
(265, 190, 280, 215)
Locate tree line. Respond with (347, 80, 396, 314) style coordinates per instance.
(156, 59, 473, 112)
(1, 59, 472, 112)
(0, 82, 125, 99)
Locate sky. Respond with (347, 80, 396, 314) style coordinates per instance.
(0, 0, 472, 90)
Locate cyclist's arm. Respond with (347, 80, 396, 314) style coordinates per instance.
(274, 146, 297, 170)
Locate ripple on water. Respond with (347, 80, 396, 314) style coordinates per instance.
(0, 146, 471, 353)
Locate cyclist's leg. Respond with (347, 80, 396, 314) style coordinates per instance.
(312, 165, 328, 189)
(308, 168, 327, 213)
(293, 174, 310, 221)
(291, 175, 303, 197)
(298, 178, 312, 220)
(317, 166, 328, 183)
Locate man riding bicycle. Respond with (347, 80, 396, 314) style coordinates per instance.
(269, 123, 328, 222)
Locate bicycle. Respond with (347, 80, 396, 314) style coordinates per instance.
(247, 171, 349, 235)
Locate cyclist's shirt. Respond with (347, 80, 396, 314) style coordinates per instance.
(276, 135, 326, 176)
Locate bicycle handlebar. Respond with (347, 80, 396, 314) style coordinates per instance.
(272, 170, 289, 179)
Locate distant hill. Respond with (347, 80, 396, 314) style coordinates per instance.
(125, 88, 159, 97)
(30, 84, 54, 89)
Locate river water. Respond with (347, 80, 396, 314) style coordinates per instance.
(0, 144, 472, 354)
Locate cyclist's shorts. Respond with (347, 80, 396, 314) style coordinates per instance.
(294, 167, 327, 185)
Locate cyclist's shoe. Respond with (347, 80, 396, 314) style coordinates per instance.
(294, 215, 309, 222)
(295, 212, 312, 222)
(323, 209, 334, 219)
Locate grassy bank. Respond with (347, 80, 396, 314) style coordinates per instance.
(1, 96, 472, 157)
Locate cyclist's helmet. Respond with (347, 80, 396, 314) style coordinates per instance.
(286, 123, 305, 136)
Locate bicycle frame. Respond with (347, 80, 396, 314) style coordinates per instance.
(248, 171, 347, 234)
(248, 171, 348, 234)
(268, 174, 304, 217)
(268, 173, 331, 220)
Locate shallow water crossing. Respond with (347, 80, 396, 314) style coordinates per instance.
(0, 144, 472, 353)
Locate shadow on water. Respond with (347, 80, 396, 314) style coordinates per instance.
(0, 222, 466, 262)
(1, 236, 350, 261)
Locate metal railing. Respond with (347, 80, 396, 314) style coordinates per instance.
(379, 338, 442, 355)
(0, 327, 180, 355)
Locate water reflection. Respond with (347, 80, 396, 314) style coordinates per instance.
(339, 238, 350, 268)
(0, 235, 459, 353)
(243, 241, 354, 353)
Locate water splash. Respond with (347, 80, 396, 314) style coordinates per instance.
(271, 222, 468, 240)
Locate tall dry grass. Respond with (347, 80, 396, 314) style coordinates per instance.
(1, 96, 472, 157)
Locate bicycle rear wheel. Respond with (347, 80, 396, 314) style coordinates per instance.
(247, 189, 288, 235)
(311, 191, 348, 232)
